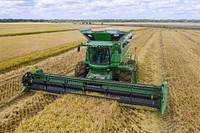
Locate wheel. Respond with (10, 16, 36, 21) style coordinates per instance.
(128, 60, 135, 67)
(118, 70, 133, 82)
(118, 59, 137, 83)
(75, 61, 87, 77)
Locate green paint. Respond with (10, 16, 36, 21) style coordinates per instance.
(21, 86, 29, 93)
(160, 80, 168, 114)
(33, 68, 43, 74)
(93, 32, 111, 41)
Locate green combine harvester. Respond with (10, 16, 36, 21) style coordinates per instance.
(22, 29, 168, 114)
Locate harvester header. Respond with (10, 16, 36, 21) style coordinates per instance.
(21, 29, 168, 114)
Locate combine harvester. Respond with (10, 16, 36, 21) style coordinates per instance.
(22, 29, 168, 114)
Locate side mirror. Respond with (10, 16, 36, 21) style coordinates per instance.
(77, 45, 80, 52)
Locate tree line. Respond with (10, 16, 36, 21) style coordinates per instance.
(0, 19, 199, 23)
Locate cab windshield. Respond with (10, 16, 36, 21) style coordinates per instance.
(89, 47, 110, 65)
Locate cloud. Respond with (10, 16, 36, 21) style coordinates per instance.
(0, 0, 199, 19)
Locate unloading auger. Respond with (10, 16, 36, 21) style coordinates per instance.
(22, 29, 168, 114)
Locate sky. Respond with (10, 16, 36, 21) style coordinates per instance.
(0, 0, 199, 20)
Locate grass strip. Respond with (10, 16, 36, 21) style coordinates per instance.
(0, 41, 84, 73)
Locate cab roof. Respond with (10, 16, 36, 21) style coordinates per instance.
(80, 28, 132, 42)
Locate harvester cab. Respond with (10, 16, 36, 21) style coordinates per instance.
(21, 29, 168, 114)
(76, 29, 137, 82)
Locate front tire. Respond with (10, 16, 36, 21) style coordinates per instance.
(118, 59, 137, 83)
(75, 61, 87, 77)
(118, 70, 133, 82)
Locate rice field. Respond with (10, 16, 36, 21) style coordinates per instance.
(0, 23, 102, 35)
(0, 23, 199, 133)
(0, 30, 86, 62)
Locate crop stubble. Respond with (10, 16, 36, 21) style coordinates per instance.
(15, 95, 118, 133)
(0, 92, 58, 132)
(162, 29, 200, 133)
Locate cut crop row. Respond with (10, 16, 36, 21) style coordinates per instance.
(0, 92, 58, 133)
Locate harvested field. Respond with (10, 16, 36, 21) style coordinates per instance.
(0, 24, 199, 133)
(15, 95, 118, 133)
(162, 30, 200, 132)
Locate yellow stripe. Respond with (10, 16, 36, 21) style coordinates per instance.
(82, 87, 85, 91)
(151, 95, 153, 100)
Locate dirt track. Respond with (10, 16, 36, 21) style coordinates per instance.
(0, 27, 199, 132)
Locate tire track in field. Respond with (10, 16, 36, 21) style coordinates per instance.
(161, 30, 200, 133)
